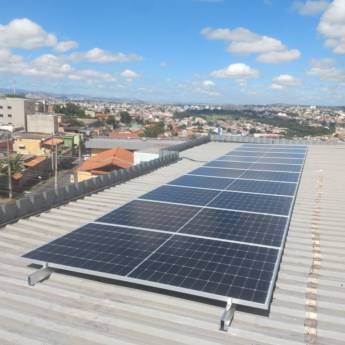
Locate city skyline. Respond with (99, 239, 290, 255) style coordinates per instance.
(0, 0, 344, 104)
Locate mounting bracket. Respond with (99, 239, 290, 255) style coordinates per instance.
(28, 263, 53, 286)
(220, 298, 236, 331)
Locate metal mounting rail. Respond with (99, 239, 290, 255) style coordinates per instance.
(220, 298, 236, 331)
(28, 263, 53, 286)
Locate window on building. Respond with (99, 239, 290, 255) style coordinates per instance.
(0, 114, 3, 117)
(7, 106, 12, 109)
(8, 114, 12, 117)
(19, 145, 26, 149)
(0, 105, 3, 109)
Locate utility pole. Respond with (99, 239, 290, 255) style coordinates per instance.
(54, 142, 58, 190)
(6, 133, 13, 199)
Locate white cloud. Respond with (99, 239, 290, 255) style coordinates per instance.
(228, 36, 285, 54)
(210, 63, 259, 79)
(160, 62, 168, 68)
(270, 74, 301, 90)
(294, 1, 329, 15)
(54, 40, 78, 52)
(202, 26, 301, 63)
(121, 69, 140, 79)
(270, 83, 284, 90)
(318, 0, 345, 54)
(68, 69, 115, 81)
(257, 49, 301, 63)
(202, 80, 216, 88)
(70, 48, 142, 63)
(307, 58, 345, 82)
(273, 74, 300, 86)
(0, 18, 57, 49)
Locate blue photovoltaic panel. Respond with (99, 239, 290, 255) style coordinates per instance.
(242, 145, 306, 150)
(250, 163, 302, 172)
(181, 208, 287, 247)
(256, 157, 304, 165)
(139, 185, 220, 206)
(225, 151, 264, 157)
(97, 200, 200, 232)
(22, 143, 307, 310)
(129, 236, 278, 304)
(241, 170, 300, 183)
(188, 167, 245, 178)
(227, 179, 297, 196)
(209, 191, 292, 216)
(205, 161, 252, 170)
(263, 152, 305, 158)
(23, 223, 170, 276)
(168, 175, 233, 190)
(217, 155, 258, 162)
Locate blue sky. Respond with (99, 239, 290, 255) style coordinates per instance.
(0, 0, 344, 104)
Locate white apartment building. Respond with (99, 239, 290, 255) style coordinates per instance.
(0, 96, 35, 129)
(26, 113, 59, 134)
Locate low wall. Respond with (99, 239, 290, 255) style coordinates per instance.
(160, 135, 210, 154)
(211, 134, 344, 145)
(0, 151, 179, 227)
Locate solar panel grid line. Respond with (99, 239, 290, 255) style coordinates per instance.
(166, 183, 294, 198)
(236, 149, 307, 153)
(212, 158, 303, 166)
(263, 145, 308, 307)
(233, 149, 306, 154)
(203, 164, 301, 174)
(224, 153, 305, 160)
(125, 153, 271, 277)
(187, 173, 298, 184)
(216, 156, 304, 165)
(93, 220, 280, 250)
(187, 168, 300, 182)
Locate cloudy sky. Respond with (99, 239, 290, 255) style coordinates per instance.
(0, 0, 344, 104)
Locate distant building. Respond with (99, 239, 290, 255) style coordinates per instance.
(85, 109, 96, 118)
(26, 113, 59, 134)
(13, 133, 64, 156)
(0, 96, 35, 129)
(77, 147, 133, 182)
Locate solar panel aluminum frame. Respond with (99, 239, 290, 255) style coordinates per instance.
(22, 144, 307, 311)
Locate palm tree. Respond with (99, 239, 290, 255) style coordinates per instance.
(0, 153, 24, 177)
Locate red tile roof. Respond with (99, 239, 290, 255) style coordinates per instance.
(78, 147, 133, 172)
(42, 138, 64, 146)
(23, 156, 47, 168)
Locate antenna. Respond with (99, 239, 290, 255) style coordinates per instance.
(12, 79, 16, 96)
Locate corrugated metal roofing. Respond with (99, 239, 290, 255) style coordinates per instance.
(0, 142, 344, 345)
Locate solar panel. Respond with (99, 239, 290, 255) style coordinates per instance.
(139, 185, 220, 206)
(23, 143, 307, 311)
(23, 223, 171, 276)
(180, 208, 287, 247)
(227, 179, 297, 196)
(188, 167, 245, 178)
(168, 175, 233, 190)
(256, 157, 304, 165)
(217, 155, 258, 162)
(205, 161, 253, 170)
(209, 191, 292, 216)
(241, 170, 300, 182)
(97, 200, 200, 232)
(129, 236, 278, 305)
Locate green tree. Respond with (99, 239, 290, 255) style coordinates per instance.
(53, 103, 86, 117)
(0, 154, 24, 176)
(106, 116, 119, 129)
(120, 111, 132, 125)
(143, 122, 165, 138)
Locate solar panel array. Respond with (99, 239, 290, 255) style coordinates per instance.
(23, 143, 307, 309)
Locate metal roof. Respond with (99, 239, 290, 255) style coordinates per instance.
(0, 141, 345, 344)
(85, 137, 184, 153)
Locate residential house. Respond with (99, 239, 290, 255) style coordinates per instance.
(77, 147, 133, 182)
